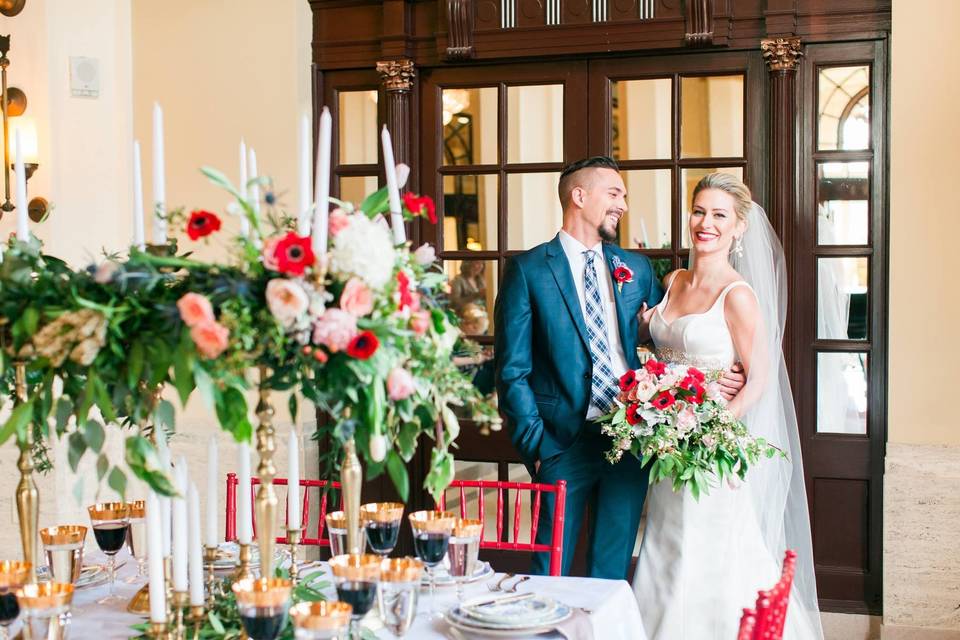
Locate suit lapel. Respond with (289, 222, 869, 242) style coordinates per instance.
(545, 235, 591, 353)
(603, 244, 638, 370)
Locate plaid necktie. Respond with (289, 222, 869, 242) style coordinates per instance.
(582, 250, 618, 412)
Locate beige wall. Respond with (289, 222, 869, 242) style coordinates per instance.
(888, 0, 960, 446)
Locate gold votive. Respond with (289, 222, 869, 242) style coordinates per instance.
(126, 500, 146, 518)
(39, 526, 87, 547)
(407, 510, 456, 534)
(87, 502, 130, 520)
(0, 560, 31, 589)
(359, 502, 404, 524)
(453, 518, 483, 538)
(290, 600, 353, 631)
(325, 511, 347, 530)
(379, 557, 424, 583)
(231, 577, 292, 608)
(40, 526, 87, 585)
(328, 554, 381, 582)
(15, 582, 74, 609)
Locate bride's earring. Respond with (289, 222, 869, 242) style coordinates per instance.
(733, 236, 744, 258)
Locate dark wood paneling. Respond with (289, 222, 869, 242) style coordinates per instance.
(813, 478, 868, 570)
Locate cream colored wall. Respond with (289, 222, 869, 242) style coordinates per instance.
(888, 0, 960, 446)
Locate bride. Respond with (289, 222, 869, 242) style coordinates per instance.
(632, 173, 823, 639)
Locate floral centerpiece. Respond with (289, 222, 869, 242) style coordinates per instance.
(597, 355, 781, 499)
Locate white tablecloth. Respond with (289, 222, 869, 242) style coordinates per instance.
(28, 555, 647, 639)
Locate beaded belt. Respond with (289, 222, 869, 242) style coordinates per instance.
(653, 347, 728, 371)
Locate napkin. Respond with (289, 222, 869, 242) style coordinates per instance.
(553, 608, 594, 640)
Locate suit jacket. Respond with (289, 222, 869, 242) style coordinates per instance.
(494, 233, 664, 467)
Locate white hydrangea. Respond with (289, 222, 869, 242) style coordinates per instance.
(329, 214, 395, 290)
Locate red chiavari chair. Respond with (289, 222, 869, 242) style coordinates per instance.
(225, 474, 342, 547)
(437, 479, 567, 576)
(737, 549, 798, 640)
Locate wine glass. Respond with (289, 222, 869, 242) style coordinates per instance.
(87, 502, 130, 604)
(448, 518, 482, 601)
(377, 557, 423, 637)
(15, 583, 73, 640)
(329, 554, 380, 640)
(290, 601, 352, 639)
(39, 526, 86, 585)
(359, 502, 403, 558)
(125, 501, 148, 583)
(0, 561, 30, 640)
(408, 510, 455, 619)
(232, 577, 292, 640)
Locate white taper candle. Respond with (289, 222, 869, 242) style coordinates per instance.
(132, 140, 146, 250)
(151, 102, 167, 244)
(146, 492, 167, 623)
(205, 436, 219, 548)
(312, 107, 331, 254)
(297, 112, 312, 236)
(14, 129, 29, 241)
(188, 482, 204, 606)
(237, 441, 253, 545)
(172, 457, 189, 592)
(381, 126, 405, 244)
(287, 429, 300, 531)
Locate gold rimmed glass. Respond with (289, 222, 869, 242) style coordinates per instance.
(377, 558, 423, 636)
(124, 501, 147, 582)
(329, 554, 380, 640)
(87, 502, 130, 604)
(325, 512, 366, 557)
(15, 582, 74, 640)
(449, 518, 482, 601)
(0, 561, 31, 640)
(39, 526, 87, 586)
(408, 511, 456, 618)
(359, 502, 404, 558)
(232, 577, 293, 640)
(290, 601, 352, 639)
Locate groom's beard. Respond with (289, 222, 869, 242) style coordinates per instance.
(598, 210, 621, 242)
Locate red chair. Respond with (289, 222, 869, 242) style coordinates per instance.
(225, 474, 342, 546)
(737, 549, 798, 640)
(437, 479, 567, 576)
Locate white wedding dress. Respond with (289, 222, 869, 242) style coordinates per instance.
(632, 274, 819, 639)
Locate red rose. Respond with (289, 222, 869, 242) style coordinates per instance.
(613, 266, 633, 283)
(625, 402, 642, 425)
(346, 330, 379, 360)
(679, 376, 705, 404)
(396, 270, 416, 311)
(644, 359, 667, 377)
(619, 370, 638, 392)
(272, 232, 315, 276)
(651, 391, 675, 410)
(686, 367, 705, 383)
(186, 210, 222, 240)
(402, 192, 437, 225)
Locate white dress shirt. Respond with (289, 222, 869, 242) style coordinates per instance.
(558, 231, 629, 419)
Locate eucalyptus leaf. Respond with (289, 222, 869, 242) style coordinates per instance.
(54, 397, 73, 435)
(67, 432, 86, 472)
(386, 450, 409, 503)
(96, 454, 109, 481)
(83, 419, 106, 453)
(0, 399, 34, 446)
(108, 468, 127, 499)
(156, 400, 176, 432)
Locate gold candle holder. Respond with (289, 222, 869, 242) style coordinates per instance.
(202, 545, 220, 608)
(234, 543, 256, 582)
(340, 437, 362, 555)
(13, 359, 39, 584)
(188, 605, 204, 640)
(287, 528, 302, 585)
(147, 620, 170, 640)
(171, 590, 188, 640)
(254, 365, 279, 580)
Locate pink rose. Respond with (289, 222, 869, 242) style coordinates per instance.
(266, 279, 309, 328)
(409, 310, 431, 335)
(177, 293, 215, 328)
(387, 367, 416, 401)
(705, 382, 724, 403)
(328, 209, 350, 237)
(311, 308, 357, 352)
(339, 278, 374, 317)
(190, 321, 230, 359)
(262, 236, 281, 271)
(675, 406, 697, 435)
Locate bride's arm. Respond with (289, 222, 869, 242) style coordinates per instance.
(636, 270, 680, 343)
(724, 286, 769, 418)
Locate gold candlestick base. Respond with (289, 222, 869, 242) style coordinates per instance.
(148, 620, 171, 640)
(171, 591, 189, 640)
(127, 582, 152, 615)
(202, 545, 221, 608)
(287, 528, 302, 585)
(254, 366, 279, 580)
(188, 605, 205, 640)
(234, 543, 256, 582)
(163, 556, 173, 621)
(13, 359, 39, 585)
(341, 437, 362, 554)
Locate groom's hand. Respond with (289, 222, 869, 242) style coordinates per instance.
(719, 362, 746, 400)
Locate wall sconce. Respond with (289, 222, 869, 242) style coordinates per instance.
(1, 33, 49, 223)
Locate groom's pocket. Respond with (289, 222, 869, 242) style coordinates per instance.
(534, 392, 557, 422)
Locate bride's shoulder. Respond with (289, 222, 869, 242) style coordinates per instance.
(662, 269, 686, 289)
(722, 280, 760, 323)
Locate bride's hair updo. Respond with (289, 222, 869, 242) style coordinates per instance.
(692, 172, 752, 224)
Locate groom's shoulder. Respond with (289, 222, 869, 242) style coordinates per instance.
(508, 240, 552, 268)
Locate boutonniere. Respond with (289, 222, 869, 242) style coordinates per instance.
(611, 255, 633, 294)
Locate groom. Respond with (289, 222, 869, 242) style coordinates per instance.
(494, 156, 663, 579)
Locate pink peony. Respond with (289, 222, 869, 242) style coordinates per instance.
(177, 293, 215, 328)
(675, 406, 698, 435)
(339, 278, 374, 318)
(409, 310, 431, 335)
(261, 236, 281, 271)
(266, 279, 309, 328)
(190, 321, 230, 359)
(311, 308, 357, 352)
(387, 367, 416, 401)
(328, 209, 350, 237)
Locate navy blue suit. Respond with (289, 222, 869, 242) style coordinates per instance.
(494, 233, 664, 578)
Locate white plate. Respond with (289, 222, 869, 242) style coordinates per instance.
(424, 561, 494, 587)
(37, 564, 108, 589)
(461, 594, 560, 627)
(444, 605, 572, 637)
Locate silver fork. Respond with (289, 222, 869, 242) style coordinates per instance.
(504, 575, 531, 593)
(486, 572, 515, 592)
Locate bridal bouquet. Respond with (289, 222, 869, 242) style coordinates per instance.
(596, 356, 782, 499)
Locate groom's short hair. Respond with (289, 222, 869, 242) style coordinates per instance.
(558, 156, 620, 207)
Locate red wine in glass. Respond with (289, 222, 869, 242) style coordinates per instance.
(364, 521, 401, 556)
(239, 610, 288, 640)
(93, 523, 129, 554)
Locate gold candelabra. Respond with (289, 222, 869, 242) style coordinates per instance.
(254, 365, 279, 579)
(13, 359, 38, 584)
(287, 527, 302, 584)
(171, 590, 189, 640)
(234, 543, 255, 582)
(202, 545, 220, 607)
(188, 605, 205, 640)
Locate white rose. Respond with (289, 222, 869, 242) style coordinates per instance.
(369, 433, 387, 462)
(413, 243, 436, 265)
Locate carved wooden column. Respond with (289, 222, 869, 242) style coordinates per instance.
(376, 59, 415, 167)
(761, 36, 802, 365)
